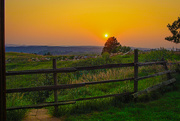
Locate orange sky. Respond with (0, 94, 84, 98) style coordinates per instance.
(5, 0, 180, 48)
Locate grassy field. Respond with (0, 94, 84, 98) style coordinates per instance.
(65, 74, 180, 121)
(5, 49, 180, 121)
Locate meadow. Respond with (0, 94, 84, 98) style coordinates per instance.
(65, 74, 180, 121)
(5, 49, 180, 121)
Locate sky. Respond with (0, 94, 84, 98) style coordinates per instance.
(5, 0, 180, 48)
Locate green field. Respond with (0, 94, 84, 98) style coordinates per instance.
(5, 49, 180, 121)
(65, 74, 180, 121)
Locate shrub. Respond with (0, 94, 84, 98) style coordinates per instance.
(144, 48, 173, 61)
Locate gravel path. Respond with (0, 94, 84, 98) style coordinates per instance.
(23, 109, 62, 121)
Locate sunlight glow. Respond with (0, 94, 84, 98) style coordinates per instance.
(105, 34, 108, 38)
(5, 0, 180, 48)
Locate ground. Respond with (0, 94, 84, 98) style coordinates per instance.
(23, 109, 62, 121)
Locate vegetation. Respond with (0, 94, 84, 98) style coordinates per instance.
(165, 16, 180, 44)
(101, 37, 120, 54)
(113, 45, 131, 53)
(44, 52, 52, 56)
(65, 74, 180, 121)
(5, 49, 180, 121)
(142, 48, 179, 62)
(101, 37, 131, 54)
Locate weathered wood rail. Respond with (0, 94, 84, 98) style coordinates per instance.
(133, 78, 176, 98)
(6, 63, 134, 76)
(6, 49, 179, 110)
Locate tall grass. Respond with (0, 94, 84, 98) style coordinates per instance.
(44, 65, 167, 116)
(5, 49, 180, 120)
(65, 74, 180, 121)
(6, 93, 30, 121)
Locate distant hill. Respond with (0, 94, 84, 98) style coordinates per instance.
(5, 46, 104, 55)
(5, 45, 154, 55)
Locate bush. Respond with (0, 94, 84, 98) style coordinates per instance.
(144, 48, 173, 61)
(102, 52, 111, 63)
(116, 46, 131, 53)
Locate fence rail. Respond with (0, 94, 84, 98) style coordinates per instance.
(6, 49, 179, 110)
(137, 70, 176, 80)
(6, 63, 134, 76)
(7, 92, 133, 110)
(138, 61, 165, 66)
(6, 77, 134, 93)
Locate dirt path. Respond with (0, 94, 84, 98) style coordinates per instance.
(23, 109, 62, 121)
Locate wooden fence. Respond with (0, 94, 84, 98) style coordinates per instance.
(6, 49, 179, 110)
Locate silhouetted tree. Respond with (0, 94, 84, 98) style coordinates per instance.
(101, 37, 120, 54)
(165, 17, 180, 44)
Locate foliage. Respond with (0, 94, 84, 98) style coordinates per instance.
(165, 16, 180, 44)
(175, 64, 180, 73)
(6, 93, 30, 121)
(70, 53, 121, 67)
(29, 74, 54, 103)
(44, 52, 52, 56)
(65, 74, 180, 121)
(5, 51, 180, 120)
(143, 48, 175, 62)
(101, 36, 131, 54)
(114, 45, 131, 53)
(101, 37, 120, 54)
(7, 110, 27, 121)
(102, 52, 111, 63)
(46, 65, 167, 117)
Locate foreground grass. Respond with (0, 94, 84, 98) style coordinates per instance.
(5, 50, 180, 121)
(45, 65, 167, 116)
(64, 74, 180, 121)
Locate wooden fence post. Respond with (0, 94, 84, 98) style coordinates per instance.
(161, 58, 172, 79)
(53, 59, 58, 112)
(0, 0, 6, 120)
(134, 49, 138, 93)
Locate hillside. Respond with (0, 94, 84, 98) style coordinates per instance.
(6, 50, 180, 121)
(65, 74, 180, 121)
(5, 46, 103, 55)
(5, 45, 156, 55)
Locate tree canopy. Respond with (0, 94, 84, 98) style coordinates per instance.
(101, 37, 120, 54)
(165, 17, 180, 44)
(115, 46, 131, 53)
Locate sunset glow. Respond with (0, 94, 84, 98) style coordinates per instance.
(105, 34, 108, 38)
(5, 0, 180, 48)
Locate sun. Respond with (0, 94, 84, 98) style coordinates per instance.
(105, 34, 108, 38)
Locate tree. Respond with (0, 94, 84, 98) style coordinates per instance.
(165, 17, 180, 44)
(101, 37, 120, 54)
(44, 52, 51, 56)
(116, 46, 131, 53)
